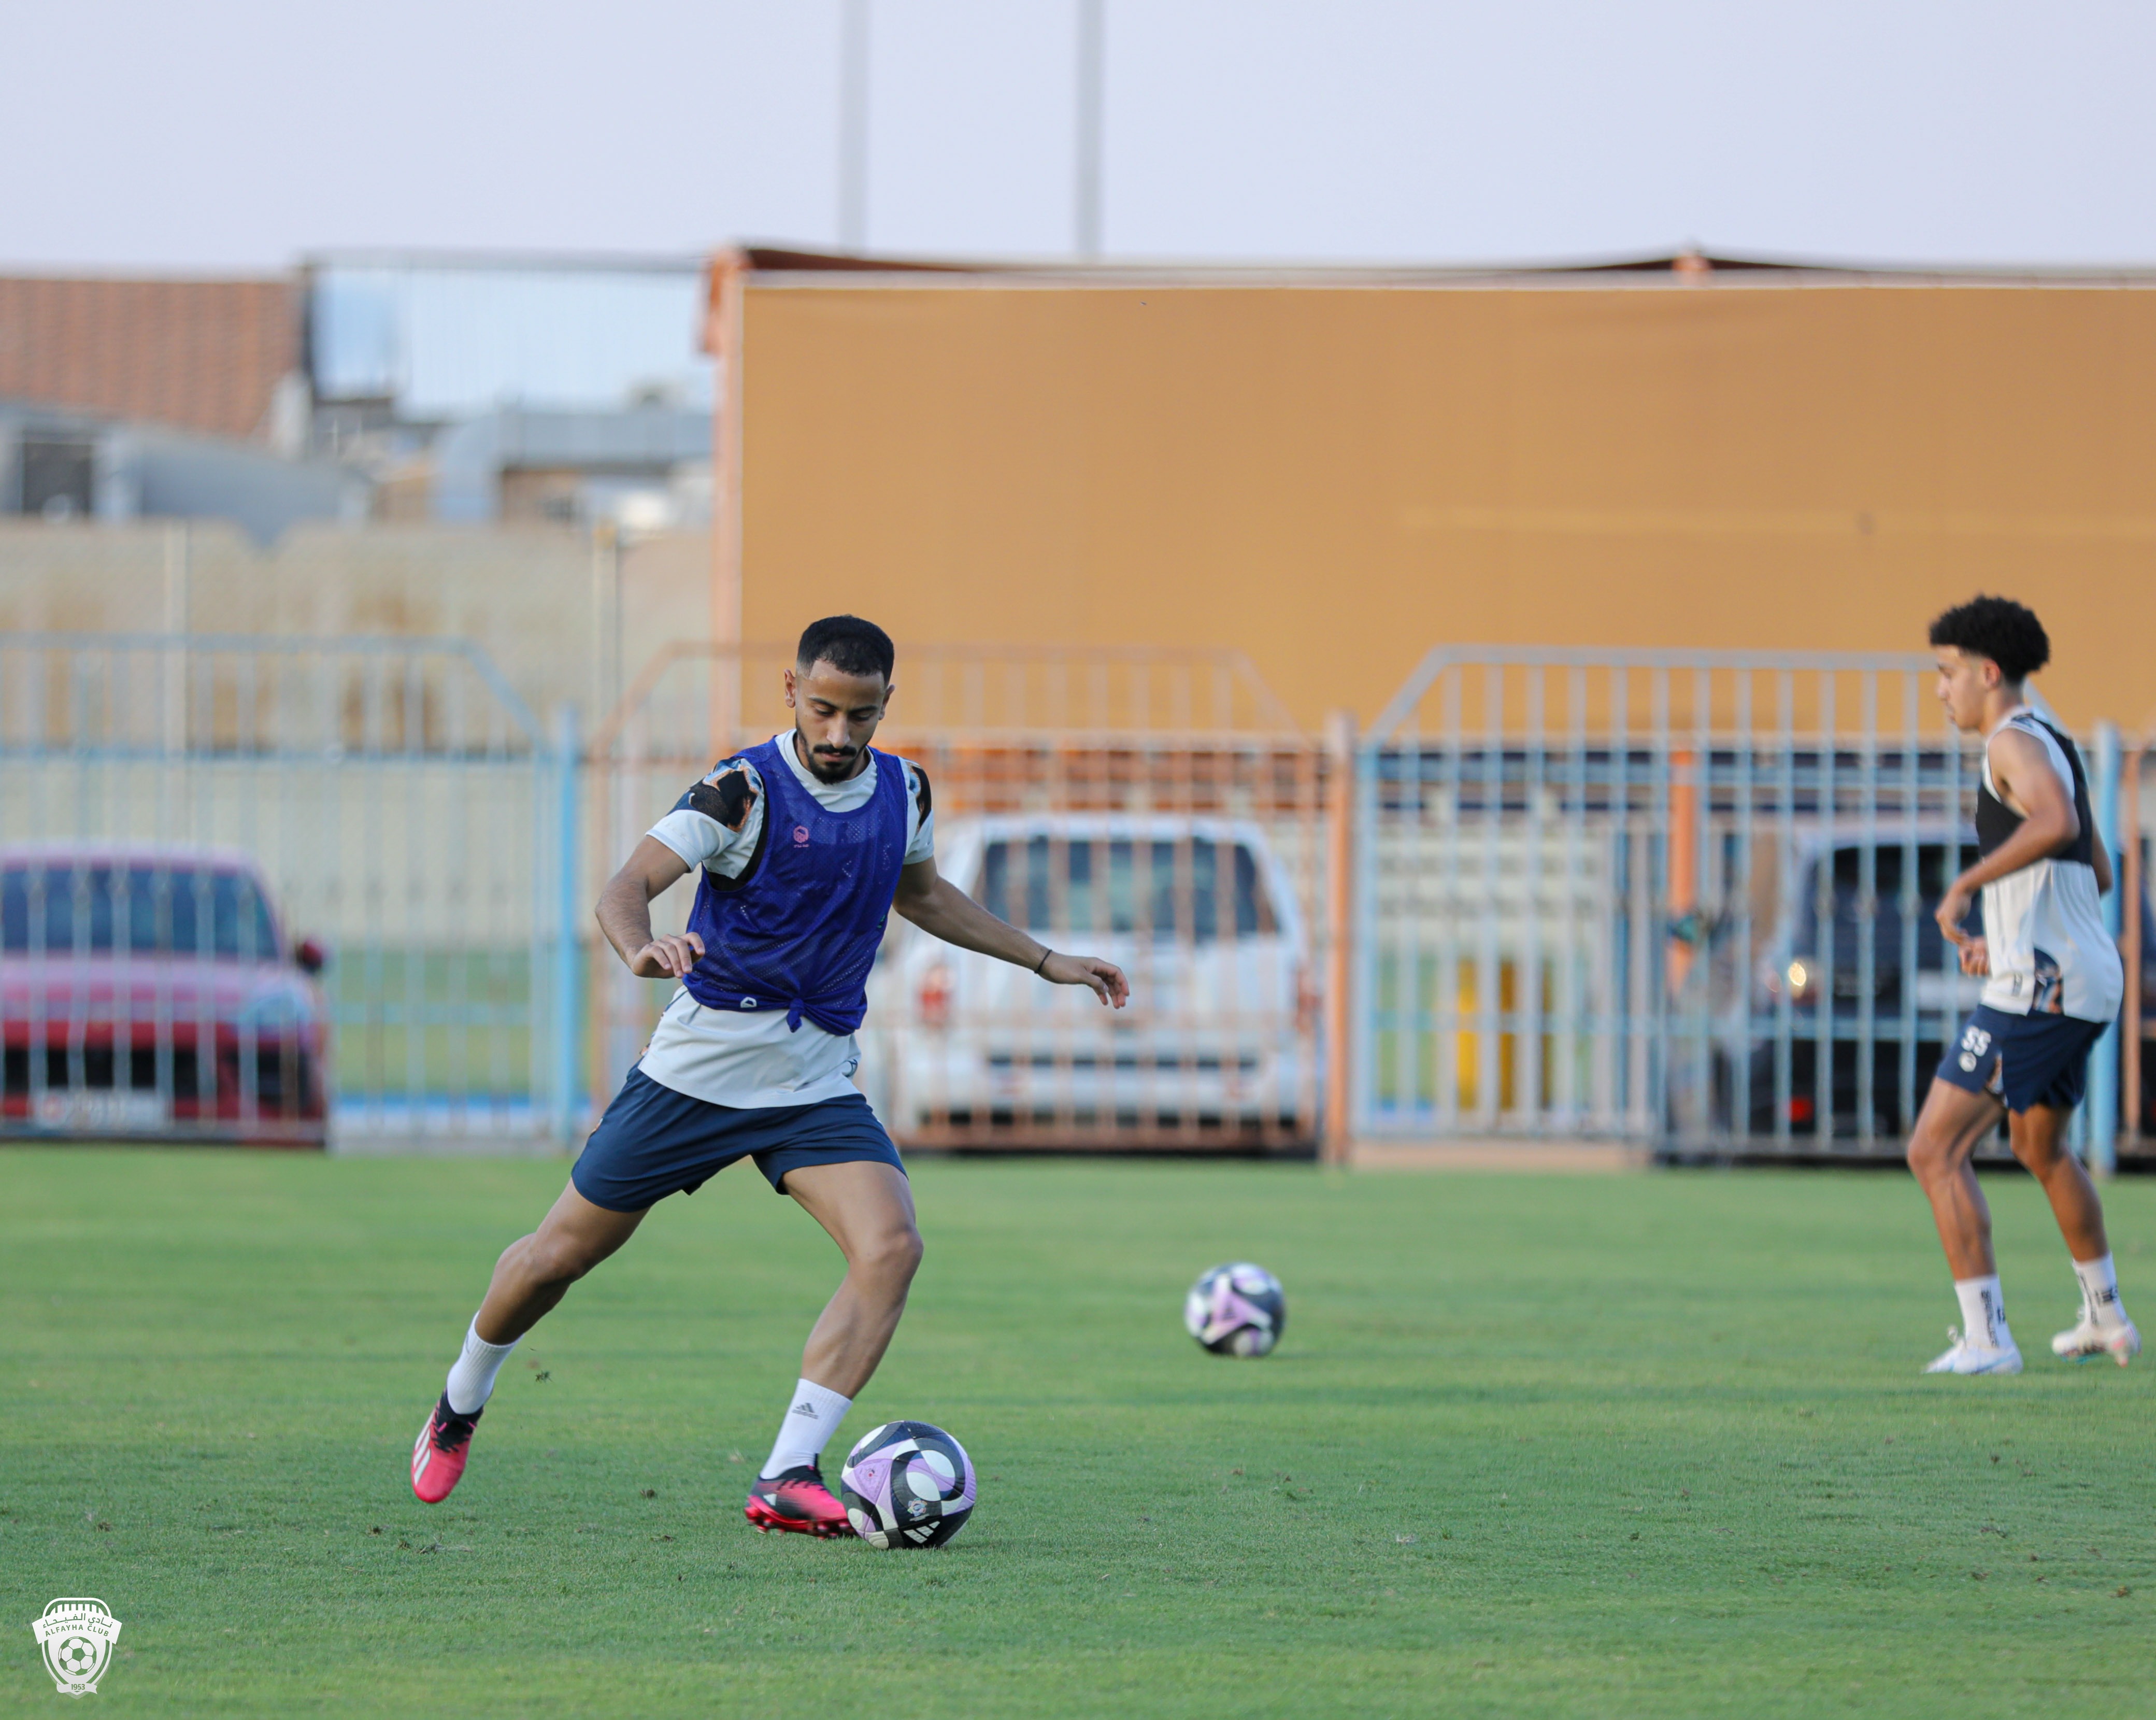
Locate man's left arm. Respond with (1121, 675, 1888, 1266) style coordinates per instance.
(891, 857, 1129, 1008)
(1937, 727, 2082, 942)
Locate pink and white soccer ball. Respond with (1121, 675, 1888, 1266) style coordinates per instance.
(1185, 1261, 1287, 1357)
(839, 1420, 976, 1548)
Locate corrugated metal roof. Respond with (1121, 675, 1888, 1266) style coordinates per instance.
(432, 404, 709, 522)
(726, 243, 2156, 288)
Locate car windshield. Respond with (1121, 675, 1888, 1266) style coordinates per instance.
(976, 836, 1278, 943)
(2, 864, 281, 961)
(1792, 841, 1979, 957)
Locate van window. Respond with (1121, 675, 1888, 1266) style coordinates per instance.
(2, 865, 280, 960)
(1795, 842, 1980, 954)
(1827, 842, 1980, 899)
(976, 837, 1278, 942)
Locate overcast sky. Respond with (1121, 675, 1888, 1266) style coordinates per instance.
(7, 0, 2154, 273)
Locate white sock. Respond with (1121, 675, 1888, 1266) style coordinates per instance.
(1953, 1275, 2012, 1352)
(2073, 1254, 2129, 1330)
(444, 1317, 519, 1416)
(759, 1377, 852, 1479)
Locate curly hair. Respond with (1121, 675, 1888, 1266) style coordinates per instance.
(1927, 595, 2050, 683)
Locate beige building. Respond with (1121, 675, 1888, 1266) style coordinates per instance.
(0, 520, 710, 732)
(704, 251, 2156, 733)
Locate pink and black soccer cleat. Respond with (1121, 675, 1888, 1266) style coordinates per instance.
(744, 1465, 853, 1538)
(410, 1393, 483, 1503)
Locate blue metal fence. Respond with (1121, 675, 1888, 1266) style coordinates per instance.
(0, 633, 586, 1149)
(1348, 647, 2139, 1158)
(7, 630, 2140, 1162)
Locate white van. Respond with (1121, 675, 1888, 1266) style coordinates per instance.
(862, 816, 1316, 1150)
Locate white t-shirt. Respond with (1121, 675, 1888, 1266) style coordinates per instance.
(1977, 708, 2122, 1024)
(637, 733, 934, 1108)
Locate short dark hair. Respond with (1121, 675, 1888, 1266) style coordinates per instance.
(795, 615, 894, 682)
(1927, 594, 2049, 683)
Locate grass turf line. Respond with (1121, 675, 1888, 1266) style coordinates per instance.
(2, 1149, 2152, 1718)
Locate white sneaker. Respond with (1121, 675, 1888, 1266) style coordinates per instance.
(1924, 1328, 2023, 1375)
(2050, 1310, 2140, 1367)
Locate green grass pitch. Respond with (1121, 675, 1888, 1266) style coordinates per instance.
(4, 1149, 2153, 1717)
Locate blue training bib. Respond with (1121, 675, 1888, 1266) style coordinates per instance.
(679, 737, 909, 1035)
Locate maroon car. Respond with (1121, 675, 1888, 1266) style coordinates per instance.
(2, 846, 331, 1147)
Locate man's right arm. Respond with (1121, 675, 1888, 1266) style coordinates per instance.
(598, 762, 761, 978)
(595, 837, 703, 978)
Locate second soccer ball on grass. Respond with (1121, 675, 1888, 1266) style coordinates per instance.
(1186, 1262, 1287, 1357)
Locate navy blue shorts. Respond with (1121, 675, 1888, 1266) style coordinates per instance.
(1935, 1005, 2107, 1115)
(570, 1068, 906, 1213)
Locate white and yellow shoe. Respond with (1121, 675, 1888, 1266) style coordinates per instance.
(2049, 1310, 2140, 1367)
(1924, 1328, 2023, 1375)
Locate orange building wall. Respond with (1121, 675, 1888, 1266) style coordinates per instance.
(734, 279, 2156, 732)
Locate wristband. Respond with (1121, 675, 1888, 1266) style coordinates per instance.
(1033, 947, 1053, 975)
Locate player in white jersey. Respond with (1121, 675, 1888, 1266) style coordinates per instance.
(1905, 596, 2136, 1375)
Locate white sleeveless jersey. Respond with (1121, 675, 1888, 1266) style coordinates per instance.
(1976, 709, 2121, 1023)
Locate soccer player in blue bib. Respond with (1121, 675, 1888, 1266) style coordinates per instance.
(410, 616, 1130, 1532)
(1905, 596, 2136, 1375)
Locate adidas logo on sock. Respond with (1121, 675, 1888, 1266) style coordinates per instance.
(790, 1400, 819, 1418)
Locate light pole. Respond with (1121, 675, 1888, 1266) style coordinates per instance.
(1075, 0, 1104, 257)
(838, 0, 870, 251)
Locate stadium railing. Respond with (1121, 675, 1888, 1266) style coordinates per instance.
(0, 632, 582, 1153)
(1347, 647, 2151, 1164)
(9, 629, 2143, 1167)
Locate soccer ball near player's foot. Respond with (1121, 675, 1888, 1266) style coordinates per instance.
(1186, 1262, 1287, 1357)
(840, 1421, 976, 1548)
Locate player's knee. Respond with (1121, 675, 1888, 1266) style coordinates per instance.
(518, 1230, 604, 1287)
(2007, 1121, 2064, 1178)
(1905, 1122, 1953, 1184)
(856, 1223, 923, 1285)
